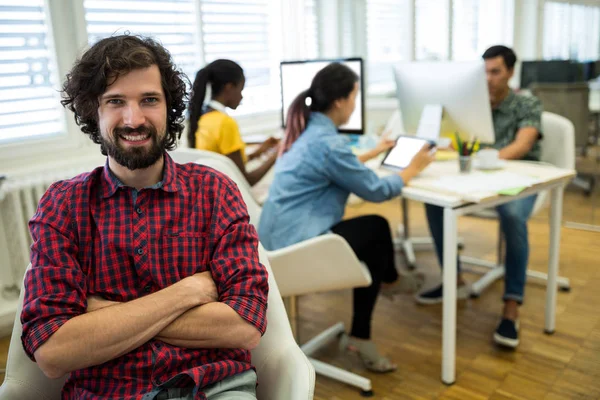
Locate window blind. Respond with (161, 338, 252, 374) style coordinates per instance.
(0, 0, 64, 143)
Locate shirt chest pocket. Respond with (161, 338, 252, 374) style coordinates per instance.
(159, 232, 212, 278)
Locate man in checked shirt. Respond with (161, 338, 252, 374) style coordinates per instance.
(20, 35, 269, 400)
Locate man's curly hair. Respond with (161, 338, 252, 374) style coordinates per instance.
(61, 35, 187, 152)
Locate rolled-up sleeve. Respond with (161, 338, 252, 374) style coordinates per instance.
(518, 96, 543, 135)
(21, 183, 87, 360)
(323, 139, 404, 203)
(209, 177, 269, 335)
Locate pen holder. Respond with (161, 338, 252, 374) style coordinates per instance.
(458, 155, 472, 173)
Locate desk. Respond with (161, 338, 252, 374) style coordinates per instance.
(384, 160, 575, 384)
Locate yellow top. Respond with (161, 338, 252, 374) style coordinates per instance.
(195, 110, 247, 163)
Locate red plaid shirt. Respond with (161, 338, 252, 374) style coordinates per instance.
(21, 153, 268, 400)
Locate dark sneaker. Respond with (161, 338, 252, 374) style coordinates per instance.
(494, 318, 520, 348)
(414, 283, 471, 305)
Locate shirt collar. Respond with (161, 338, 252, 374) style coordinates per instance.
(307, 112, 338, 135)
(494, 89, 516, 114)
(208, 100, 227, 113)
(101, 152, 180, 198)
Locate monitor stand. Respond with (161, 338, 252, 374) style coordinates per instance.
(416, 104, 443, 142)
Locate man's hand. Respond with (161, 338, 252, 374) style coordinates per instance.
(86, 296, 120, 313)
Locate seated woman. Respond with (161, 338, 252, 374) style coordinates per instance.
(188, 59, 278, 186)
(258, 63, 433, 373)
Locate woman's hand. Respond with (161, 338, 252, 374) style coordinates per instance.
(374, 136, 396, 155)
(399, 144, 435, 184)
(248, 137, 280, 161)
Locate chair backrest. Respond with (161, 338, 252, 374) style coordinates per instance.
(529, 111, 576, 213)
(169, 148, 263, 224)
(540, 111, 576, 170)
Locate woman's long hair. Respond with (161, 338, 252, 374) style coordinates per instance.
(187, 59, 244, 148)
(280, 63, 358, 155)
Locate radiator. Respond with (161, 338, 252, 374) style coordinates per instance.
(0, 159, 103, 299)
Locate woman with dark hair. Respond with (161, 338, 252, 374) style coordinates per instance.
(258, 63, 433, 373)
(188, 59, 278, 186)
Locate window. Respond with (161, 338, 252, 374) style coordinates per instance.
(415, 0, 450, 61)
(0, 0, 64, 144)
(451, 0, 514, 61)
(366, 0, 411, 93)
(83, 0, 201, 81)
(304, 0, 319, 59)
(543, 1, 600, 61)
(200, 0, 283, 115)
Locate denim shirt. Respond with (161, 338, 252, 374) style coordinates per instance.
(258, 112, 404, 250)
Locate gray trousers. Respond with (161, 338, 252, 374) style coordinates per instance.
(149, 370, 257, 400)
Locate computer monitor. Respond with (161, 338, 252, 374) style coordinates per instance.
(582, 61, 599, 81)
(280, 58, 364, 134)
(393, 61, 495, 144)
(520, 60, 580, 88)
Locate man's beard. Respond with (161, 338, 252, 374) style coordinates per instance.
(101, 125, 167, 170)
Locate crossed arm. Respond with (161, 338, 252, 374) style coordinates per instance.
(34, 272, 261, 379)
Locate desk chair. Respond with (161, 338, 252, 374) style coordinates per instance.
(172, 149, 377, 396)
(460, 112, 573, 296)
(0, 257, 314, 400)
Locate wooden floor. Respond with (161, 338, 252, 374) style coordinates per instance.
(1, 186, 599, 399)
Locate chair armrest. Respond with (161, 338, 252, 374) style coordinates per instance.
(254, 341, 315, 400)
(0, 377, 64, 400)
(266, 233, 372, 297)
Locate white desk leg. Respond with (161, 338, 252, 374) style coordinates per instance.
(545, 186, 563, 334)
(442, 207, 458, 385)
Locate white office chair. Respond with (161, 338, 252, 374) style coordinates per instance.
(459, 112, 573, 295)
(171, 149, 378, 396)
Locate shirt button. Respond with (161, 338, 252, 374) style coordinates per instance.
(137, 248, 144, 255)
(136, 207, 143, 214)
(144, 284, 152, 293)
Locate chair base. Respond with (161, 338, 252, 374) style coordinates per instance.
(460, 256, 571, 297)
(301, 322, 373, 394)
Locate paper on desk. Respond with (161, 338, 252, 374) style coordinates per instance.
(411, 171, 541, 201)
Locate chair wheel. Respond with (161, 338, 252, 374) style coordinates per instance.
(407, 263, 416, 271)
(360, 390, 374, 397)
(458, 243, 465, 251)
(470, 292, 480, 299)
(559, 286, 571, 292)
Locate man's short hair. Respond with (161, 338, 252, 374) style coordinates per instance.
(482, 45, 517, 70)
(61, 35, 187, 151)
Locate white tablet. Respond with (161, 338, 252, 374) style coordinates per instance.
(381, 136, 435, 171)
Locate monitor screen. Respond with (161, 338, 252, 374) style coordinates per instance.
(280, 58, 364, 134)
(520, 60, 582, 88)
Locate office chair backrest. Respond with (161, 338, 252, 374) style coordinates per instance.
(540, 112, 576, 170)
(170, 148, 263, 225)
